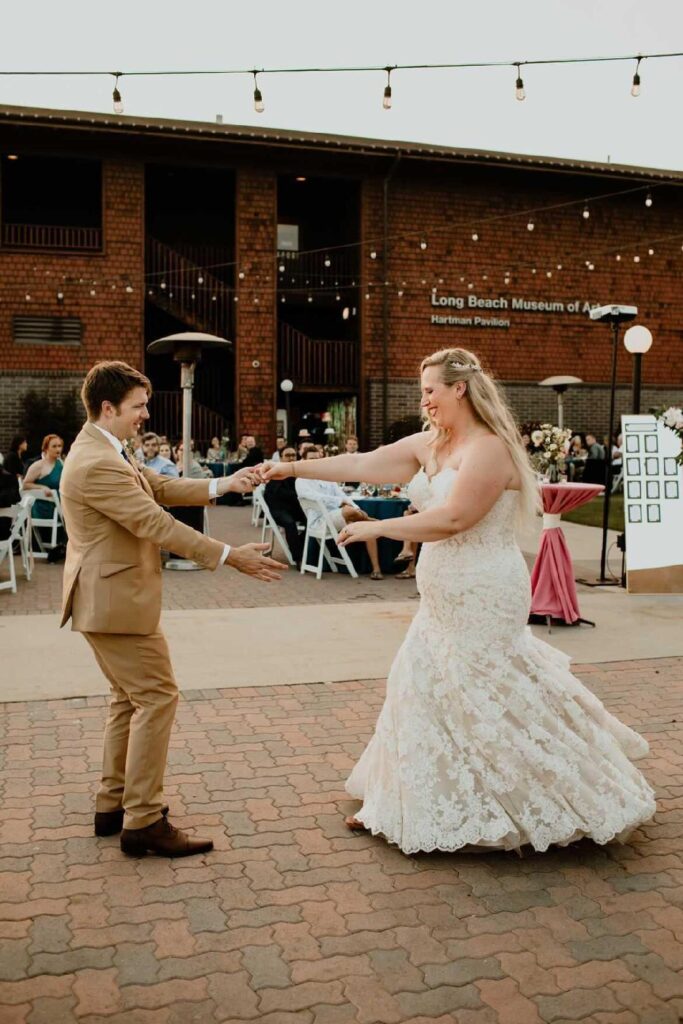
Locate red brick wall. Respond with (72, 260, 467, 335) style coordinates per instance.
(234, 168, 277, 452)
(360, 165, 683, 437)
(0, 159, 144, 375)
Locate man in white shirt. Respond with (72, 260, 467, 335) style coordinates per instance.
(295, 450, 383, 579)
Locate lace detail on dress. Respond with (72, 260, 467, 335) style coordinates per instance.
(345, 467, 656, 854)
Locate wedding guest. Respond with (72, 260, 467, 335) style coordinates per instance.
(344, 436, 359, 455)
(22, 433, 65, 521)
(582, 432, 606, 484)
(206, 436, 226, 463)
(141, 432, 179, 479)
(564, 434, 587, 480)
(240, 435, 264, 467)
(2, 435, 28, 478)
(159, 441, 175, 463)
(295, 449, 383, 580)
(271, 437, 287, 462)
(585, 433, 605, 460)
(264, 447, 305, 562)
(0, 464, 21, 541)
(176, 442, 211, 479)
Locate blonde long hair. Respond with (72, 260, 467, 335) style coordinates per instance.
(420, 347, 540, 525)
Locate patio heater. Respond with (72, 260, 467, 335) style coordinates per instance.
(588, 304, 637, 584)
(147, 331, 232, 570)
(538, 375, 583, 430)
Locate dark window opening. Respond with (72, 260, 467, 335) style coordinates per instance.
(1, 154, 102, 251)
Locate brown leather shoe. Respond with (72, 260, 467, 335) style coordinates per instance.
(95, 804, 169, 837)
(120, 816, 213, 858)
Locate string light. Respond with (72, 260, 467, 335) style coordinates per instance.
(112, 73, 124, 114)
(382, 67, 392, 110)
(252, 71, 264, 113)
(645, 192, 653, 207)
(527, 218, 535, 231)
(582, 204, 590, 219)
(370, 250, 377, 259)
(471, 233, 479, 241)
(515, 63, 525, 101)
(419, 239, 428, 250)
(631, 57, 642, 97)
(323, 255, 331, 267)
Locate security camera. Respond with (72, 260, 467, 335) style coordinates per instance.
(588, 304, 638, 323)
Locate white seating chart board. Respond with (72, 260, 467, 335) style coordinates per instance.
(621, 414, 683, 593)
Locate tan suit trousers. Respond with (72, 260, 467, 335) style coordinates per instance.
(83, 630, 178, 830)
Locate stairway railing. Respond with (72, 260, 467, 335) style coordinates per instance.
(279, 322, 358, 388)
(146, 236, 234, 339)
(149, 391, 228, 449)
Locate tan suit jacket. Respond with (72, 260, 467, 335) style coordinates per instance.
(60, 422, 225, 635)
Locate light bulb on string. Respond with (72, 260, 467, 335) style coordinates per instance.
(633, 255, 640, 263)
(419, 239, 427, 251)
(397, 290, 404, 297)
(238, 271, 245, 280)
(280, 295, 286, 303)
(335, 293, 340, 301)
(160, 281, 167, 290)
(370, 250, 377, 260)
(615, 254, 622, 261)
(648, 247, 654, 255)
(546, 271, 552, 278)
(514, 63, 525, 101)
(631, 57, 642, 97)
(198, 275, 204, 284)
(382, 67, 392, 110)
(90, 288, 96, 296)
(191, 292, 196, 300)
(645, 192, 653, 207)
(527, 218, 535, 231)
(342, 307, 350, 320)
(588, 263, 595, 271)
(112, 73, 124, 115)
(56, 291, 64, 303)
(25, 293, 31, 301)
(278, 263, 285, 273)
(323, 256, 331, 267)
(125, 284, 133, 294)
(582, 204, 590, 220)
(307, 294, 313, 303)
(471, 232, 479, 241)
(556, 263, 562, 270)
(252, 71, 265, 113)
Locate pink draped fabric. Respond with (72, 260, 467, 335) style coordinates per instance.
(530, 483, 604, 624)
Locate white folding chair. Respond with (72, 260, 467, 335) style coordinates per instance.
(611, 466, 624, 494)
(0, 503, 34, 594)
(298, 497, 358, 580)
(28, 490, 64, 559)
(251, 484, 266, 527)
(18, 494, 35, 580)
(258, 491, 297, 566)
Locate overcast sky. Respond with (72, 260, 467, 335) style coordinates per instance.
(2, 0, 683, 171)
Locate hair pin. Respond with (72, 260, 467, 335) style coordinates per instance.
(450, 361, 481, 371)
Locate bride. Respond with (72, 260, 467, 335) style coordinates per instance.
(263, 347, 656, 854)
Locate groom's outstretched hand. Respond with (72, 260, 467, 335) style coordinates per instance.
(216, 466, 262, 496)
(226, 542, 288, 581)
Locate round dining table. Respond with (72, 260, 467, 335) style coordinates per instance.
(349, 494, 411, 574)
(529, 481, 604, 627)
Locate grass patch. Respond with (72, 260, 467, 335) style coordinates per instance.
(563, 492, 624, 531)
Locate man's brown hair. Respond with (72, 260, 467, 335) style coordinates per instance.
(141, 432, 159, 444)
(81, 361, 152, 419)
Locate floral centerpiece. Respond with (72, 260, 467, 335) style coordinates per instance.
(529, 424, 572, 481)
(653, 406, 683, 465)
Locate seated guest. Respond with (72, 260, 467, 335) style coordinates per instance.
(271, 437, 287, 462)
(141, 432, 179, 478)
(295, 449, 383, 580)
(206, 436, 226, 463)
(22, 433, 65, 522)
(565, 434, 587, 480)
(159, 440, 175, 463)
(344, 436, 359, 455)
(264, 446, 305, 562)
(176, 442, 211, 479)
(0, 464, 21, 541)
(3, 435, 28, 478)
(240, 434, 264, 467)
(582, 432, 607, 484)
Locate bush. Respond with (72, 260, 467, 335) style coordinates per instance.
(19, 388, 83, 458)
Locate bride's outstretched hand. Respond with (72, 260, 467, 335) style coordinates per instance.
(260, 461, 288, 482)
(337, 521, 381, 546)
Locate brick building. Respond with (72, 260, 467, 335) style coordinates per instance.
(1, 104, 682, 453)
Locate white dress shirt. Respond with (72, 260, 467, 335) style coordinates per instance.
(92, 424, 229, 564)
(295, 477, 357, 532)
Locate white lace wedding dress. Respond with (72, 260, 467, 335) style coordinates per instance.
(345, 466, 656, 854)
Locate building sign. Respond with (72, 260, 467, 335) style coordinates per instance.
(621, 414, 683, 594)
(430, 293, 594, 329)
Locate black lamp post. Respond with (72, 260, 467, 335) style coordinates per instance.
(280, 379, 293, 442)
(623, 325, 653, 414)
(588, 305, 637, 583)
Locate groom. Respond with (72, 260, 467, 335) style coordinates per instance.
(60, 361, 286, 857)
